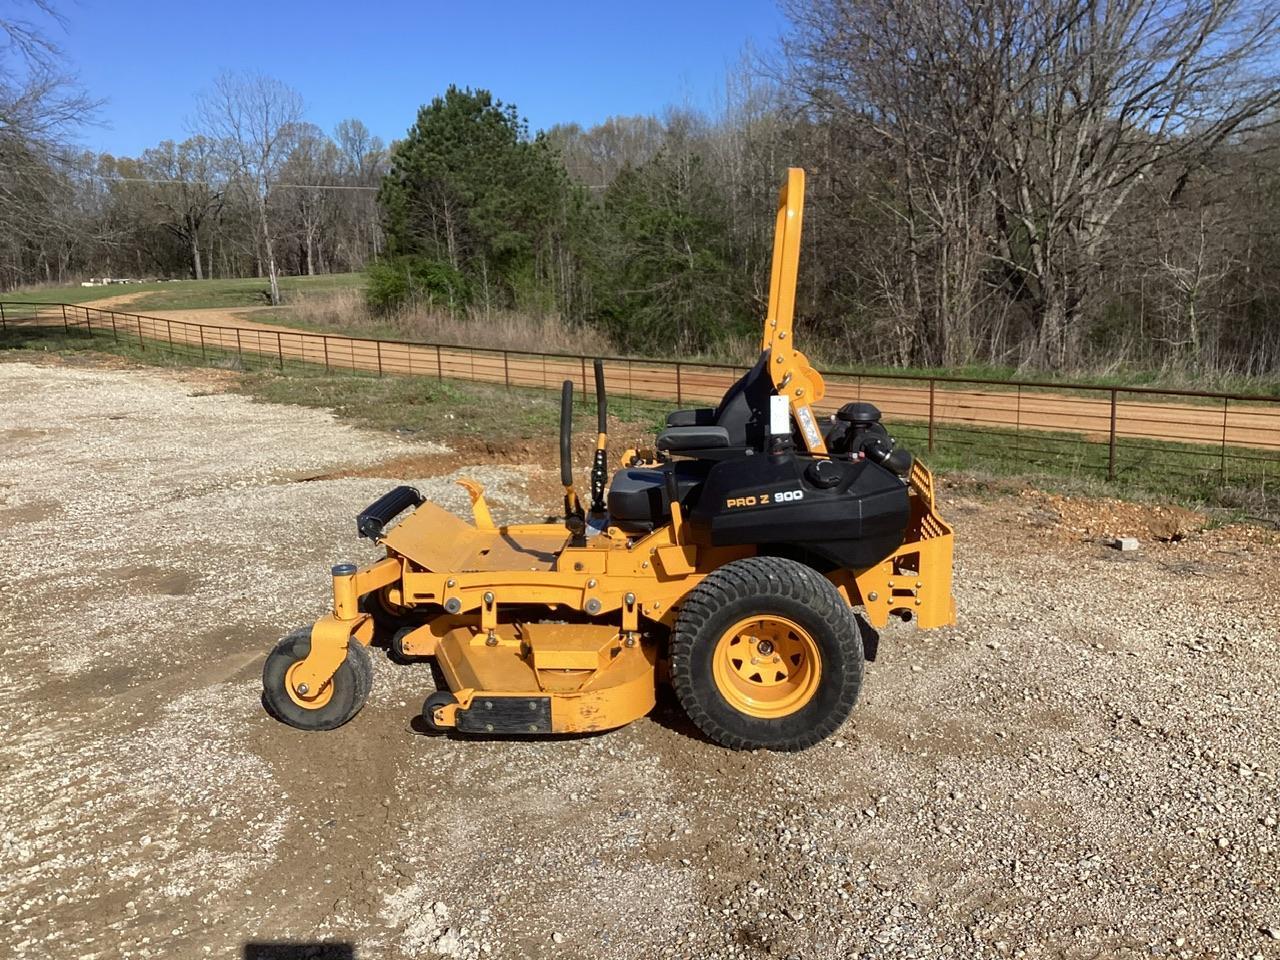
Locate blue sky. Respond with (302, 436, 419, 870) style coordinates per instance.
(52, 0, 787, 156)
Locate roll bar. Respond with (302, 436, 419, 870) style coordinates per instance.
(762, 168, 828, 455)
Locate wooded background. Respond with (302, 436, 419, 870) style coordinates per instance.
(4, 0, 1280, 376)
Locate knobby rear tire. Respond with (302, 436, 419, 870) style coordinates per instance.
(670, 557, 865, 751)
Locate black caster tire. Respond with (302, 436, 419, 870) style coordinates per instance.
(389, 625, 430, 663)
(670, 557, 864, 751)
(422, 690, 458, 731)
(262, 628, 373, 731)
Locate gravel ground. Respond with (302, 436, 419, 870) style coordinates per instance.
(2, 358, 1279, 960)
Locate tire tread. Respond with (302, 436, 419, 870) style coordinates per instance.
(670, 557, 864, 751)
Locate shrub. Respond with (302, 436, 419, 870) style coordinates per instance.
(366, 257, 470, 315)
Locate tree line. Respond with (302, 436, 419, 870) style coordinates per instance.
(4, 0, 1280, 375)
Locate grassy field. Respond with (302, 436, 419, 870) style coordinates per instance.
(3, 321, 1276, 521)
(2, 273, 365, 311)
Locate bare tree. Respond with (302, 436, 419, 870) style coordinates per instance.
(784, 0, 1003, 365)
(785, 0, 1280, 369)
(0, 1, 97, 287)
(989, 0, 1280, 367)
(333, 117, 386, 265)
(198, 71, 302, 304)
(279, 123, 340, 275)
(138, 136, 225, 279)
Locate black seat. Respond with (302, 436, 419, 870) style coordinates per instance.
(656, 352, 773, 456)
(607, 353, 775, 531)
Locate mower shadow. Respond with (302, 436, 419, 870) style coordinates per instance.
(243, 942, 354, 959)
(406, 712, 608, 745)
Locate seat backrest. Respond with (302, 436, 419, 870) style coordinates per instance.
(713, 351, 773, 448)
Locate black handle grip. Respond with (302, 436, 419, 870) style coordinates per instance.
(560, 379, 574, 487)
(594, 359, 607, 434)
(356, 485, 423, 540)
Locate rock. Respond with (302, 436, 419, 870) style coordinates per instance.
(1112, 536, 1139, 552)
(552, 931, 565, 944)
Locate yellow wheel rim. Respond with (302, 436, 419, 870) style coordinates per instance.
(712, 616, 822, 719)
(284, 660, 335, 710)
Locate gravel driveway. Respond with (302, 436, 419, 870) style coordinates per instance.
(2, 359, 1279, 960)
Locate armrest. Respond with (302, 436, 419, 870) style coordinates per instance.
(666, 408, 717, 428)
(656, 425, 731, 452)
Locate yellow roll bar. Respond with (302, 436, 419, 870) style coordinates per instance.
(762, 168, 827, 454)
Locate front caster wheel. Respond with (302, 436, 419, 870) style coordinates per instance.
(671, 557, 865, 751)
(422, 690, 458, 731)
(262, 628, 372, 731)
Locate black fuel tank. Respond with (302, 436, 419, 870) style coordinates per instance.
(686, 451, 909, 569)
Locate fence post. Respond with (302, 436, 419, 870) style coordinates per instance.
(436, 344, 443, 381)
(323, 335, 330, 373)
(277, 331, 285, 370)
(376, 339, 384, 378)
(85, 310, 93, 337)
(927, 379, 936, 453)
(0, 302, 6, 331)
(137, 316, 145, 352)
(166, 319, 174, 354)
(1220, 397, 1229, 483)
(1107, 389, 1118, 481)
(676, 362, 683, 406)
(580, 357, 587, 408)
(235, 328, 243, 365)
(1014, 385, 1022, 461)
(504, 350, 510, 390)
(61, 303, 68, 332)
(111, 311, 118, 341)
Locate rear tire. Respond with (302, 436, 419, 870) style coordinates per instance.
(670, 557, 864, 751)
(262, 628, 372, 731)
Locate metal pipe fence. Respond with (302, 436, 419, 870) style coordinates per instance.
(4, 300, 1279, 510)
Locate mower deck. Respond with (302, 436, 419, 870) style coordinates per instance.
(428, 621, 658, 734)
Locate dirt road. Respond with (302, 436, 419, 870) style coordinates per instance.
(28, 296, 1280, 454)
(3, 357, 1280, 960)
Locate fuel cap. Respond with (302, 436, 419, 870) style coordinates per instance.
(806, 459, 844, 489)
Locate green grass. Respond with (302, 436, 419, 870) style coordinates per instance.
(1, 273, 365, 311)
(2, 322, 1275, 520)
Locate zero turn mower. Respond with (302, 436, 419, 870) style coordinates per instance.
(261, 168, 955, 750)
